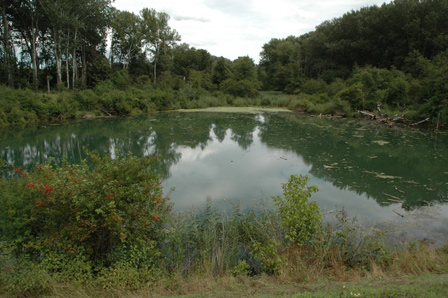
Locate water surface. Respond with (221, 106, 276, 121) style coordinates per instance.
(1, 112, 447, 243)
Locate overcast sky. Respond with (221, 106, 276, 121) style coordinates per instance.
(112, 0, 392, 63)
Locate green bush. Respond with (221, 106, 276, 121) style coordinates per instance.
(220, 79, 259, 98)
(299, 79, 328, 95)
(273, 175, 322, 245)
(337, 83, 366, 111)
(0, 151, 171, 269)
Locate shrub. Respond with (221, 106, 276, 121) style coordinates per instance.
(337, 83, 366, 111)
(0, 151, 171, 269)
(273, 175, 322, 245)
(220, 79, 258, 98)
(299, 79, 328, 95)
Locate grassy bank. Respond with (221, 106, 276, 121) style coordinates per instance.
(21, 272, 446, 297)
(1, 154, 447, 297)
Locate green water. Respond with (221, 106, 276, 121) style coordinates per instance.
(1, 112, 447, 242)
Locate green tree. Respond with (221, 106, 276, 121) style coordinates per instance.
(0, 0, 15, 87)
(110, 9, 143, 69)
(140, 8, 180, 84)
(211, 57, 231, 86)
(172, 43, 212, 78)
(259, 36, 303, 92)
(272, 175, 321, 245)
(10, 0, 45, 89)
(232, 56, 256, 81)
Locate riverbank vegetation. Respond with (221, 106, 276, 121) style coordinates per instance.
(1, 154, 448, 297)
(1, 0, 447, 128)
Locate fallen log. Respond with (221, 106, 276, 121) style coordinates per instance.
(101, 108, 112, 117)
(410, 118, 429, 127)
(358, 110, 377, 119)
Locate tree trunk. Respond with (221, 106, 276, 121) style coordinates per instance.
(72, 29, 77, 90)
(54, 29, 63, 87)
(153, 58, 157, 83)
(81, 42, 87, 88)
(153, 44, 160, 84)
(31, 27, 38, 90)
(66, 47, 70, 89)
(2, 4, 14, 88)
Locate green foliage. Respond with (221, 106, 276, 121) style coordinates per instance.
(0, 257, 52, 298)
(0, 151, 171, 268)
(220, 79, 259, 98)
(212, 57, 232, 86)
(232, 260, 251, 276)
(259, 36, 303, 92)
(315, 210, 394, 269)
(299, 79, 328, 95)
(232, 56, 257, 82)
(273, 175, 322, 245)
(111, 69, 133, 90)
(337, 83, 366, 111)
(250, 239, 283, 275)
(162, 199, 282, 275)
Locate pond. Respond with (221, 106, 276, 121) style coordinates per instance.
(1, 110, 447, 244)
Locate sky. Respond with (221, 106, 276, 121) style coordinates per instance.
(112, 0, 393, 63)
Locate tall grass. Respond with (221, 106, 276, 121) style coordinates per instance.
(1, 201, 447, 296)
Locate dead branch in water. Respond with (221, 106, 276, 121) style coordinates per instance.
(410, 118, 430, 127)
(358, 107, 429, 128)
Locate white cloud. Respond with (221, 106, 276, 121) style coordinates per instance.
(113, 0, 393, 62)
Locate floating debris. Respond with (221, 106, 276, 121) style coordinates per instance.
(405, 180, 420, 185)
(324, 163, 338, 169)
(372, 140, 390, 146)
(376, 173, 401, 180)
(394, 186, 406, 193)
(365, 170, 401, 180)
(369, 156, 378, 159)
(383, 192, 404, 202)
(393, 209, 405, 217)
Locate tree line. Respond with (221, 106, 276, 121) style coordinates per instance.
(259, 0, 448, 122)
(0, 0, 259, 96)
(1, 0, 447, 125)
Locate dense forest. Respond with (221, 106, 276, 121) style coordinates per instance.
(0, 0, 447, 126)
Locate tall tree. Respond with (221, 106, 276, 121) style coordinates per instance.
(110, 9, 143, 69)
(211, 57, 231, 86)
(0, 0, 15, 87)
(71, 0, 111, 88)
(140, 8, 180, 83)
(10, 0, 45, 89)
(259, 36, 303, 92)
(232, 56, 257, 82)
(39, 0, 70, 87)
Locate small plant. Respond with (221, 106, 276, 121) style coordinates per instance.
(273, 174, 322, 245)
(250, 239, 283, 275)
(232, 260, 251, 276)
